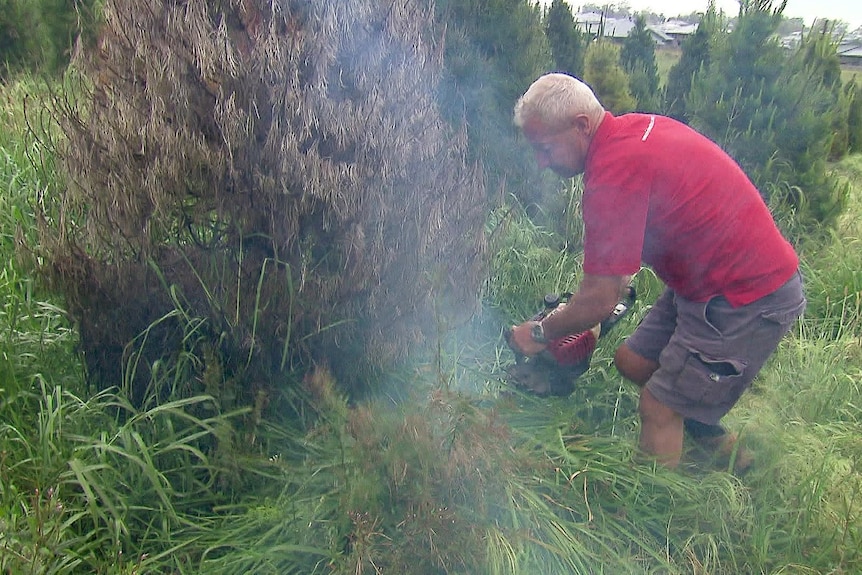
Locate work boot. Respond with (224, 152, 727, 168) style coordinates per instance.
(688, 431, 754, 475)
(683, 418, 754, 475)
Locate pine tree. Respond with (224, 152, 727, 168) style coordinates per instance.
(795, 21, 849, 160)
(0, 0, 25, 77)
(545, 0, 586, 76)
(0, 0, 99, 77)
(847, 78, 862, 153)
(686, 0, 847, 228)
(583, 40, 636, 114)
(663, 2, 720, 120)
(436, 0, 551, 112)
(435, 0, 553, 206)
(44, 0, 489, 396)
(620, 14, 660, 111)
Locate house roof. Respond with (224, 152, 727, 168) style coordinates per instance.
(658, 21, 699, 35)
(838, 45, 862, 58)
(574, 14, 672, 42)
(603, 18, 636, 38)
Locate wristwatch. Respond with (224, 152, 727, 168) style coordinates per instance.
(530, 321, 548, 344)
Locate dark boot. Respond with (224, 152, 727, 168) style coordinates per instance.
(684, 418, 754, 475)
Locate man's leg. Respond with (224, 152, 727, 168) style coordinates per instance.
(619, 340, 742, 469)
(638, 386, 684, 467)
(614, 343, 657, 386)
(618, 344, 706, 467)
(617, 344, 727, 442)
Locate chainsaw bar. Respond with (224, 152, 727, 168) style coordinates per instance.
(506, 356, 590, 396)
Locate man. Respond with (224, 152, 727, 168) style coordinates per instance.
(507, 73, 805, 470)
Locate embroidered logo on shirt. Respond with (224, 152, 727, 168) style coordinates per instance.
(642, 115, 656, 142)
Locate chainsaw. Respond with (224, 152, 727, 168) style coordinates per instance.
(504, 284, 636, 396)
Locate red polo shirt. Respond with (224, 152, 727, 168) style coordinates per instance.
(582, 112, 798, 306)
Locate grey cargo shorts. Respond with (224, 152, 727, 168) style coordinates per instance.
(625, 271, 806, 425)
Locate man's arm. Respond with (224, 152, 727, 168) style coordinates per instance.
(509, 274, 628, 356)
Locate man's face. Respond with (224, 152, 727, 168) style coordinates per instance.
(522, 115, 590, 178)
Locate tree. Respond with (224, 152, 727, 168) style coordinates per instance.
(0, 0, 24, 77)
(0, 0, 99, 77)
(42, 0, 489, 400)
(545, 0, 586, 76)
(663, 2, 720, 120)
(687, 0, 847, 228)
(620, 14, 660, 111)
(583, 40, 636, 113)
(847, 78, 862, 154)
(435, 0, 554, 210)
(795, 21, 849, 160)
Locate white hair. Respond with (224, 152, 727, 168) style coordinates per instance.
(514, 73, 605, 128)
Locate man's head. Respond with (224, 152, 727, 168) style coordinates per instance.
(514, 74, 605, 177)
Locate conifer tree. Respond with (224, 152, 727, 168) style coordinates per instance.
(545, 0, 586, 76)
(663, 2, 719, 120)
(620, 14, 660, 111)
(686, 0, 847, 227)
(0, 0, 25, 77)
(796, 22, 850, 160)
(847, 78, 862, 153)
(44, 0, 490, 396)
(435, 0, 553, 206)
(583, 40, 636, 113)
(0, 0, 98, 76)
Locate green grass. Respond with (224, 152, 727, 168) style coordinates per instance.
(656, 47, 681, 88)
(2, 76, 862, 574)
(841, 65, 861, 86)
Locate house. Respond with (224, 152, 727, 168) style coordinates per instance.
(574, 12, 674, 46)
(838, 43, 862, 67)
(655, 19, 700, 47)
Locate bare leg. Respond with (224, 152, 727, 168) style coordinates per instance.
(614, 343, 658, 387)
(618, 343, 740, 469)
(638, 387, 684, 467)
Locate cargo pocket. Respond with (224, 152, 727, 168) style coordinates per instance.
(675, 349, 748, 406)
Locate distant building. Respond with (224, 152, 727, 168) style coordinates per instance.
(657, 20, 699, 46)
(574, 12, 675, 46)
(838, 43, 862, 67)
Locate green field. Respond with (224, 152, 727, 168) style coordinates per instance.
(656, 46, 682, 87)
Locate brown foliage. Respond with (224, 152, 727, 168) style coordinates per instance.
(41, 0, 488, 400)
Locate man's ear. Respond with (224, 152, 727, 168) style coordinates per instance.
(570, 114, 592, 134)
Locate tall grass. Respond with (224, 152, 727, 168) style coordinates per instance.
(2, 77, 862, 573)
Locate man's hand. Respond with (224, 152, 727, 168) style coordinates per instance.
(508, 321, 548, 356)
(508, 274, 630, 357)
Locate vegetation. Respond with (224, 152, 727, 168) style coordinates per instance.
(663, 2, 720, 120)
(2, 0, 862, 573)
(36, 0, 491, 402)
(435, 0, 556, 217)
(583, 40, 637, 114)
(685, 0, 849, 229)
(847, 78, 862, 153)
(545, 0, 587, 76)
(620, 14, 661, 112)
(0, 0, 99, 78)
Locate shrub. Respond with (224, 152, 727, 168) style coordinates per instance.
(38, 0, 488, 401)
(583, 40, 636, 114)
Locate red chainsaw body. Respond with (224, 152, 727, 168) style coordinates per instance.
(505, 285, 636, 396)
(546, 329, 597, 366)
